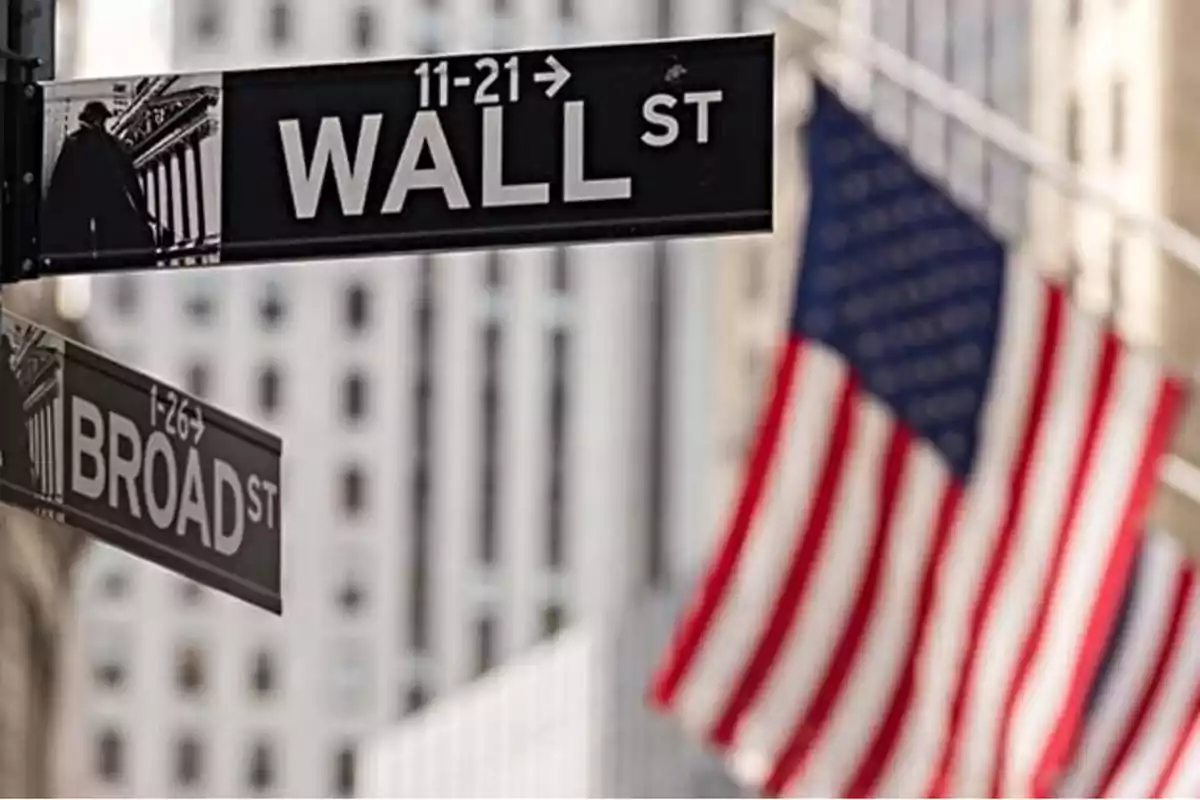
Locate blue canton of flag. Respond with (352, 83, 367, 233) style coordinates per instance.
(795, 81, 1007, 478)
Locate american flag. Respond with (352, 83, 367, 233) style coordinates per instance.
(647, 79, 1186, 797)
(1060, 531, 1200, 797)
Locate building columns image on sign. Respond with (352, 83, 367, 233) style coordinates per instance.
(38, 72, 223, 272)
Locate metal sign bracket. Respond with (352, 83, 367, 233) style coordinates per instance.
(0, 45, 42, 285)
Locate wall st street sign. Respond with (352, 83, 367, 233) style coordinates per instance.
(33, 33, 774, 276)
(0, 310, 282, 613)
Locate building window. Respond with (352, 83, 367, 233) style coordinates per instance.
(404, 684, 428, 715)
(91, 624, 129, 690)
(95, 653, 125, 690)
(194, 0, 222, 42)
(330, 645, 370, 712)
(1066, 99, 1081, 164)
(551, 247, 570, 293)
(96, 727, 124, 782)
(344, 281, 369, 333)
(352, 5, 375, 52)
(1067, 0, 1082, 27)
(185, 361, 210, 399)
(99, 569, 130, 600)
(110, 275, 138, 315)
(176, 645, 207, 696)
(342, 371, 368, 423)
(175, 734, 203, 787)
(410, 464, 430, 652)
(1111, 79, 1125, 158)
(340, 464, 366, 516)
(247, 739, 275, 792)
(542, 602, 566, 638)
(179, 580, 204, 605)
(1110, 233, 1124, 310)
(268, 0, 291, 47)
(547, 330, 567, 569)
(411, 257, 435, 656)
(480, 324, 501, 566)
(184, 290, 214, 323)
(474, 613, 496, 676)
(744, 244, 766, 302)
(337, 576, 366, 615)
(250, 650, 276, 698)
(258, 280, 285, 329)
(730, 0, 744, 31)
(334, 746, 356, 797)
(257, 364, 282, 416)
(484, 251, 505, 289)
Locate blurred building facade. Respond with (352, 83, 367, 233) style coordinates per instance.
(1024, 0, 1200, 557)
(64, 0, 751, 797)
(358, 593, 744, 798)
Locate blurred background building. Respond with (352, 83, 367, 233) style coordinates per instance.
(60, 0, 752, 796)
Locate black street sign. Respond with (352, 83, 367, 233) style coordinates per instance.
(34, 33, 774, 276)
(0, 310, 282, 613)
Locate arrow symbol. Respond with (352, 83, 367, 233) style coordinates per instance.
(533, 55, 571, 98)
(192, 406, 207, 444)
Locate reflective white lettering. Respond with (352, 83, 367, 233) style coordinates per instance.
(640, 93, 679, 148)
(279, 115, 382, 219)
(143, 431, 178, 530)
(107, 411, 142, 518)
(683, 90, 723, 144)
(563, 101, 633, 203)
(214, 459, 245, 556)
(176, 447, 211, 547)
(71, 397, 105, 500)
(481, 107, 550, 207)
(382, 111, 469, 214)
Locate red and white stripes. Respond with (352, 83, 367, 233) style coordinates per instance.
(1060, 532, 1200, 798)
(647, 262, 1184, 797)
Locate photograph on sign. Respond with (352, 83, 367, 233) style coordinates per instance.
(0, 311, 282, 614)
(40, 72, 224, 272)
(0, 313, 66, 523)
(36, 33, 773, 276)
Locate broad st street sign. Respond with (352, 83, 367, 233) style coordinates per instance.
(33, 33, 774, 276)
(0, 310, 282, 613)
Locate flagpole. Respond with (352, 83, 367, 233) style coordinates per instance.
(768, 0, 1200, 508)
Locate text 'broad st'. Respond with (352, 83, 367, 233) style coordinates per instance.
(35, 33, 774, 275)
(0, 311, 282, 613)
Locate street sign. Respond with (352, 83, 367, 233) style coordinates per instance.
(33, 33, 774, 276)
(0, 310, 282, 613)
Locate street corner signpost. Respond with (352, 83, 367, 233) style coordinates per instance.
(0, 310, 283, 614)
(31, 32, 775, 277)
(0, 30, 775, 616)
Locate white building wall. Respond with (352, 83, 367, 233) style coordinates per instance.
(359, 629, 597, 798)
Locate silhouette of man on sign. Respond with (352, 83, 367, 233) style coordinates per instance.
(41, 100, 157, 263)
(0, 333, 34, 495)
